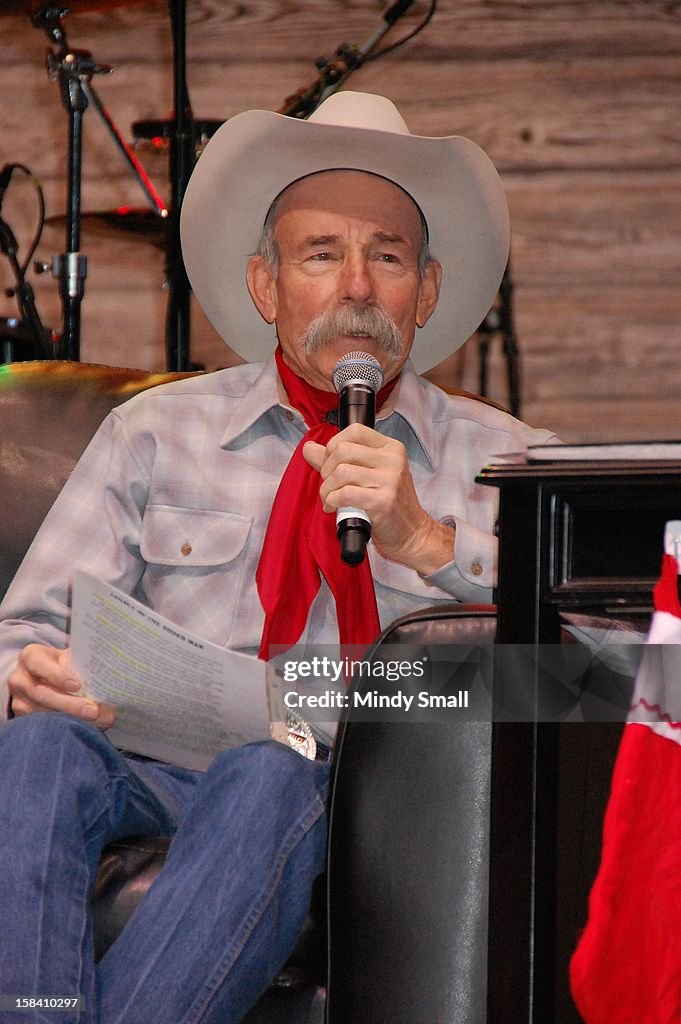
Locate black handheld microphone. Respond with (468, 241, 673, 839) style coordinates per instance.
(331, 351, 384, 565)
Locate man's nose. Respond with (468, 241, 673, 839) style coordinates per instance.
(338, 254, 374, 304)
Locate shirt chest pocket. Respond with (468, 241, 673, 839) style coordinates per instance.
(139, 505, 253, 645)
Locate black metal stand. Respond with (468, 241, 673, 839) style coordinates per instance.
(45, 24, 94, 360)
(478, 261, 521, 417)
(33, 6, 168, 361)
(0, 212, 53, 359)
(279, 0, 418, 117)
(164, 0, 195, 371)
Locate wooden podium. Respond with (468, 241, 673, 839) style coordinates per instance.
(477, 459, 681, 1022)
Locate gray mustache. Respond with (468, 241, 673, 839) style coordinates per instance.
(301, 305, 403, 357)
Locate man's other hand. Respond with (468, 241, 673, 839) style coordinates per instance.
(8, 644, 116, 727)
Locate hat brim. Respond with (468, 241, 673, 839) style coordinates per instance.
(180, 107, 510, 374)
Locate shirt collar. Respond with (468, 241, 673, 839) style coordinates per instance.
(219, 354, 436, 468)
(380, 359, 436, 469)
(219, 356, 283, 448)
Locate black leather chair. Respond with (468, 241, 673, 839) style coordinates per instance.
(0, 360, 638, 1023)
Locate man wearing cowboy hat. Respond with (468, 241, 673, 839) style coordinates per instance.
(0, 92, 555, 1022)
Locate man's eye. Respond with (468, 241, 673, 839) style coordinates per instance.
(377, 252, 400, 263)
(309, 252, 334, 261)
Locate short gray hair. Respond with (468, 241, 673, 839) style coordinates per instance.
(255, 199, 281, 274)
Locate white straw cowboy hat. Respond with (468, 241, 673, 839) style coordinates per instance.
(180, 91, 510, 374)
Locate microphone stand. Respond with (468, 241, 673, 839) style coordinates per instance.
(279, 0, 419, 118)
(33, 6, 168, 361)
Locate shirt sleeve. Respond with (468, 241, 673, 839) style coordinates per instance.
(0, 409, 149, 719)
(419, 515, 496, 604)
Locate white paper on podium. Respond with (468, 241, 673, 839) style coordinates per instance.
(69, 570, 272, 771)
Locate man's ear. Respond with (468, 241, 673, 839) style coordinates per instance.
(246, 255, 277, 324)
(415, 259, 442, 328)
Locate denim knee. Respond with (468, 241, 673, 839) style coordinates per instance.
(208, 740, 330, 805)
(1, 711, 112, 762)
(0, 713, 177, 865)
(184, 741, 331, 849)
(0, 712, 127, 807)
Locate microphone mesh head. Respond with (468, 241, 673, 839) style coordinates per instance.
(332, 351, 384, 395)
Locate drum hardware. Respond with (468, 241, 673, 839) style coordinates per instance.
(8, 0, 518, 401)
(0, 316, 55, 363)
(29, 2, 168, 361)
(14, 0, 197, 370)
(477, 261, 521, 418)
(44, 207, 168, 249)
(8, 0, 440, 371)
(0, 162, 57, 361)
(132, 119, 224, 160)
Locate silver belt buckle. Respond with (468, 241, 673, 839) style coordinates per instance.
(284, 709, 318, 760)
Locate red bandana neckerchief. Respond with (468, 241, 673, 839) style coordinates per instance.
(256, 346, 397, 663)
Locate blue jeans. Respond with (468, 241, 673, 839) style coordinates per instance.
(0, 713, 330, 1024)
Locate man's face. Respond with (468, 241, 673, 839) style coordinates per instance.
(247, 170, 441, 391)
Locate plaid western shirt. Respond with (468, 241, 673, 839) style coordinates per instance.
(0, 357, 556, 714)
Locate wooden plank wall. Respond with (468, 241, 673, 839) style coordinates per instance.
(0, 0, 680, 442)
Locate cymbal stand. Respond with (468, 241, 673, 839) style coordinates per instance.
(478, 261, 521, 417)
(33, 6, 168, 360)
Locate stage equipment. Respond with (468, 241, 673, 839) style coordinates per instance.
(132, 118, 224, 160)
(478, 260, 521, 418)
(8, 0, 439, 370)
(279, 0, 435, 118)
(45, 208, 168, 249)
(28, 0, 168, 360)
(1, 0, 170, 361)
(10, 0, 520, 404)
(0, 162, 55, 361)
